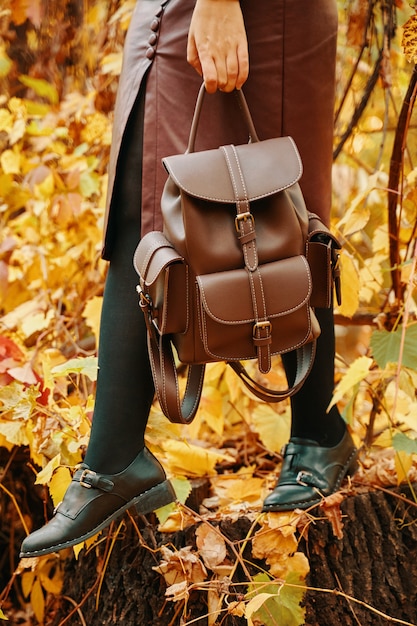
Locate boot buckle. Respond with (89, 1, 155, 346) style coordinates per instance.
(296, 470, 313, 487)
(79, 468, 95, 488)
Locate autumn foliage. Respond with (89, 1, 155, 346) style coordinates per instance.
(0, 1, 417, 624)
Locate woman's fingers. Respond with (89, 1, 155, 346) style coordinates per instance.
(187, 0, 249, 93)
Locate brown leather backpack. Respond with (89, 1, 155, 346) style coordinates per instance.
(134, 85, 341, 424)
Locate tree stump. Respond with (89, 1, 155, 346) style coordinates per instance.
(48, 486, 417, 626)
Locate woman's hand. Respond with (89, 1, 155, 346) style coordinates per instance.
(187, 0, 249, 93)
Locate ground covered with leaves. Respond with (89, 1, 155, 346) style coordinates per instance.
(1, 1, 417, 624)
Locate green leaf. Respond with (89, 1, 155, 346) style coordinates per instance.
(246, 572, 306, 626)
(392, 432, 417, 455)
(370, 325, 417, 369)
(51, 356, 98, 381)
(18, 75, 59, 105)
(79, 170, 100, 198)
(154, 476, 191, 525)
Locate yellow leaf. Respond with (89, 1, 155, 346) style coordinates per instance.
(337, 250, 360, 318)
(230, 475, 264, 501)
(336, 199, 370, 237)
(196, 384, 224, 436)
(35, 172, 55, 199)
(328, 356, 373, 410)
(252, 521, 297, 562)
(157, 506, 197, 533)
(81, 112, 111, 145)
(0, 607, 8, 620)
(170, 476, 192, 503)
(21, 570, 35, 598)
(0, 433, 13, 452)
(0, 109, 13, 132)
(251, 403, 290, 453)
(83, 296, 102, 344)
(229, 601, 246, 617)
(162, 440, 232, 477)
(72, 533, 100, 560)
(38, 558, 63, 595)
(0, 149, 21, 175)
(395, 450, 413, 485)
(21, 309, 55, 339)
(0, 45, 12, 78)
(0, 421, 30, 447)
(35, 454, 61, 486)
(49, 466, 72, 509)
(40, 349, 67, 395)
(30, 578, 45, 624)
(86, 3, 108, 32)
(18, 75, 59, 105)
(0, 173, 13, 197)
(100, 52, 124, 76)
(79, 170, 100, 198)
(9, 116, 26, 145)
(373, 430, 393, 448)
(275, 552, 309, 580)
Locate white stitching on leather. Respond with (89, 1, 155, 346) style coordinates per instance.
(164, 137, 303, 202)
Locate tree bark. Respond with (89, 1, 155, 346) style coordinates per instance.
(48, 487, 417, 626)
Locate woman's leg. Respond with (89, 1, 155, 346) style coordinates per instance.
(283, 307, 346, 447)
(83, 91, 153, 473)
(83, 227, 153, 474)
(20, 92, 176, 558)
(263, 307, 358, 512)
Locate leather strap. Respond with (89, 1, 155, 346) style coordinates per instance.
(228, 342, 316, 402)
(186, 83, 259, 153)
(141, 287, 315, 423)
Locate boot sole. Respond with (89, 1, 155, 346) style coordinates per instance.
(19, 479, 176, 558)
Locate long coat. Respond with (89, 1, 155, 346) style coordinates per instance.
(102, 0, 338, 260)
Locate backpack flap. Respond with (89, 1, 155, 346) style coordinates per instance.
(161, 137, 309, 275)
(133, 231, 188, 335)
(162, 136, 302, 203)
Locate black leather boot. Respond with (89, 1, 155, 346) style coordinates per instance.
(20, 447, 176, 558)
(262, 428, 358, 511)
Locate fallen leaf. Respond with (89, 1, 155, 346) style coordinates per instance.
(320, 492, 345, 540)
(195, 524, 227, 570)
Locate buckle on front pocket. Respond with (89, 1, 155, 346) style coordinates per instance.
(253, 320, 271, 338)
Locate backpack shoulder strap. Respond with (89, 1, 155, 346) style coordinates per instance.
(145, 309, 315, 423)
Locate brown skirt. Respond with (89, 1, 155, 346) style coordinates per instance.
(102, 0, 338, 260)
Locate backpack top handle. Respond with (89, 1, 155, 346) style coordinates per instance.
(186, 83, 260, 154)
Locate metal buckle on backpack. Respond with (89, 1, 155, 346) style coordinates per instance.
(136, 285, 153, 309)
(253, 320, 271, 338)
(235, 212, 254, 232)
